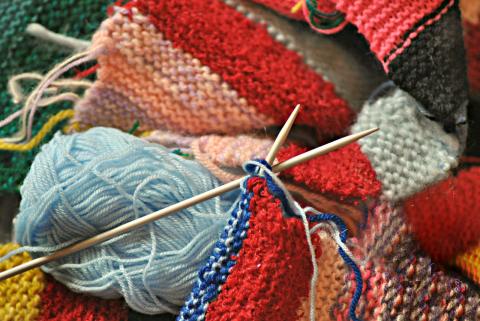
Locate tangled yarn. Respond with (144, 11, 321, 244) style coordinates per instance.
(13, 127, 234, 315)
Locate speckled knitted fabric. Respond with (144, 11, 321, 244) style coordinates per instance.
(0, 0, 112, 193)
(177, 177, 318, 321)
(0, 243, 45, 321)
(74, 1, 354, 138)
(333, 202, 480, 320)
(351, 88, 460, 201)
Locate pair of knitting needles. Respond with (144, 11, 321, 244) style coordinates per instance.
(0, 105, 378, 281)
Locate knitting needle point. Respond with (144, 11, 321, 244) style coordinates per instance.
(0, 126, 378, 282)
(265, 104, 301, 165)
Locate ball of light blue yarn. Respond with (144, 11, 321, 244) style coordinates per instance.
(15, 127, 233, 315)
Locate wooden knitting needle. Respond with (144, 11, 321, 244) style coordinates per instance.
(265, 104, 301, 165)
(0, 125, 378, 281)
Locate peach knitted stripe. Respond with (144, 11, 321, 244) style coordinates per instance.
(296, 232, 347, 321)
(76, 9, 274, 135)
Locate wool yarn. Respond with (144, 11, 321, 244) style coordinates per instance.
(0, 0, 111, 193)
(334, 202, 480, 320)
(74, 2, 354, 139)
(38, 275, 128, 321)
(351, 88, 460, 201)
(14, 127, 234, 315)
(0, 243, 45, 321)
(404, 167, 480, 263)
(255, 0, 469, 128)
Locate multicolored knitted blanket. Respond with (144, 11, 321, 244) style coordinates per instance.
(0, 0, 479, 320)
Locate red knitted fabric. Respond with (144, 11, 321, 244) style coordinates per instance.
(251, 0, 337, 20)
(334, 0, 444, 66)
(205, 178, 317, 321)
(404, 167, 480, 262)
(277, 143, 381, 200)
(250, 0, 304, 20)
(465, 20, 480, 92)
(37, 276, 128, 321)
(136, 0, 354, 138)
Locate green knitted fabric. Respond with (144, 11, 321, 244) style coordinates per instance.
(0, 0, 112, 193)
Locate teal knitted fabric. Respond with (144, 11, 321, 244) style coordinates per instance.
(0, 0, 112, 193)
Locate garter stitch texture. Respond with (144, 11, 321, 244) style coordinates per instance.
(0, 0, 111, 193)
(0, 243, 45, 321)
(74, 1, 354, 139)
(253, 0, 469, 127)
(178, 176, 318, 321)
(351, 88, 460, 201)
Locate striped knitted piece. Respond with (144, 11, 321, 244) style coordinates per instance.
(352, 88, 460, 201)
(0, 243, 45, 321)
(333, 203, 480, 320)
(253, 0, 469, 128)
(178, 177, 316, 321)
(74, 0, 354, 139)
(0, 0, 111, 193)
(0, 244, 130, 321)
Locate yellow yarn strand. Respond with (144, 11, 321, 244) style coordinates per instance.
(0, 243, 45, 321)
(455, 244, 480, 285)
(291, 0, 303, 14)
(0, 109, 74, 152)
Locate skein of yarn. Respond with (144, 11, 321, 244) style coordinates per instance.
(13, 127, 234, 315)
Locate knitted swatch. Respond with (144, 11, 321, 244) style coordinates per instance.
(177, 176, 317, 321)
(253, 0, 469, 127)
(334, 202, 480, 320)
(37, 276, 128, 321)
(0, 0, 111, 193)
(352, 88, 460, 201)
(404, 166, 480, 286)
(0, 243, 45, 321)
(74, 0, 354, 139)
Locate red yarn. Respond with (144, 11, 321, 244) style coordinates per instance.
(205, 178, 319, 321)
(37, 276, 128, 321)
(136, 0, 354, 138)
(334, 0, 444, 65)
(404, 167, 480, 262)
(464, 20, 480, 93)
(277, 143, 381, 200)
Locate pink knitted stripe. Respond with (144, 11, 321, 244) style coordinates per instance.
(384, 0, 455, 68)
(78, 9, 274, 134)
(334, 0, 444, 64)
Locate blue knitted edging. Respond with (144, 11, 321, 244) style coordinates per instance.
(177, 180, 254, 321)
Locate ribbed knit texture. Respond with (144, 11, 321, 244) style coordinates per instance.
(0, 0, 111, 193)
(0, 243, 45, 321)
(75, 0, 354, 139)
(352, 88, 460, 201)
(404, 167, 480, 263)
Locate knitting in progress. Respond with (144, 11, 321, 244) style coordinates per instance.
(0, 0, 478, 320)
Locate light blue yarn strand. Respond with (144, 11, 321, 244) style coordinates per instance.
(13, 127, 235, 315)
